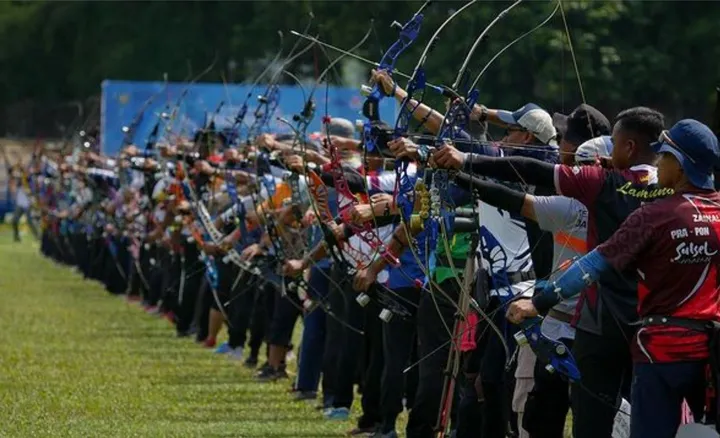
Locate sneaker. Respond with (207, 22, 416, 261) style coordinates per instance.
(316, 397, 334, 411)
(203, 338, 217, 349)
(286, 350, 296, 363)
(215, 342, 232, 354)
(228, 347, 244, 361)
(244, 356, 258, 368)
(324, 407, 350, 420)
(293, 391, 317, 401)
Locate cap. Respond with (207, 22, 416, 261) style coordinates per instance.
(553, 104, 611, 146)
(497, 103, 557, 145)
(575, 136, 614, 164)
(151, 178, 169, 200)
(323, 117, 355, 138)
(653, 119, 720, 190)
(275, 133, 296, 143)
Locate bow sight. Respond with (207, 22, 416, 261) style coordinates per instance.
(293, 98, 316, 124)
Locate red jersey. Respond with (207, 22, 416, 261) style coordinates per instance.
(555, 164, 672, 334)
(597, 190, 720, 363)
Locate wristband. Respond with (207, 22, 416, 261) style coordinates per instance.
(417, 144, 429, 164)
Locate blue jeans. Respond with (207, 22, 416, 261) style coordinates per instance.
(296, 265, 330, 392)
(631, 361, 707, 438)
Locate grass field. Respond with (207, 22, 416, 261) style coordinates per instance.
(0, 235, 359, 437)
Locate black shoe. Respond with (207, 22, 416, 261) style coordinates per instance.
(244, 356, 258, 368)
(293, 391, 317, 401)
(255, 366, 278, 382)
(347, 425, 378, 436)
(176, 327, 196, 338)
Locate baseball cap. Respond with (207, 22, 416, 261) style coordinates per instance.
(553, 104, 611, 146)
(575, 136, 614, 164)
(323, 117, 355, 138)
(151, 178, 169, 200)
(652, 119, 720, 190)
(497, 103, 557, 146)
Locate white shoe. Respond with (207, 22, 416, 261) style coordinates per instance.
(286, 351, 296, 363)
(228, 347, 244, 361)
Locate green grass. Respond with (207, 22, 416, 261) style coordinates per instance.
(0, 235, 357, 437)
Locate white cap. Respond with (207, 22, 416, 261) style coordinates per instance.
(497, 103, 558, 146)
(151, 178, 169, 200)
(575, 135, 614, 164)
(322, 117, 355, 138)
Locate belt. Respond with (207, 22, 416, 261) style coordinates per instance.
(637, 315, 719, 333)
(487, 270, 536, 289)
(548, 308, 574, 324)
(435, 255, 468, 269)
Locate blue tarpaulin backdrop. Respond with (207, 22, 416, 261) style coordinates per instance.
(101, 80, 396, 156)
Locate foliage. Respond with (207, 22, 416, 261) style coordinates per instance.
(0, 0, 718, 125)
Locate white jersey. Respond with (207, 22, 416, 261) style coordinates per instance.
(477, 199, 534, 298)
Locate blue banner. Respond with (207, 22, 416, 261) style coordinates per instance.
(101, 80, 396, 156)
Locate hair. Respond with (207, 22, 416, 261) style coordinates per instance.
(614, 106, 665, 148)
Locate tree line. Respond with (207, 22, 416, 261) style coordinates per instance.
(1, 0, 718, 134)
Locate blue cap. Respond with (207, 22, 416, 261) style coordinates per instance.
(653, 119, 719, 190)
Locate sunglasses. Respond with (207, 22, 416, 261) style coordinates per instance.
(504, 126, 528, 136)
(659, 130, 696, 164)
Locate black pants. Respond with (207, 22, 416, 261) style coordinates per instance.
(357, 297, 384, 429)
(268, 281, 301, 347)
(452, 295, 516, 438)
(326, 267, 365, 409)
(73, 233, 90, 277)
(227, 271, 260, 349)
(248, 283, 267, 358)
(175, 245, 205, 333)
(479, 297, 517, 438)
(146, 246, 166, 307)
(103, 238, 127, 295)
(455, 367, 483, 438)
(380, 286, 420, 433)
(406, 281, 459, 438)
(571, 319, 634, 438)
(523, 338, 574, 438)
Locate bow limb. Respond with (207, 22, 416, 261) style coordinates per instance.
(227, 31, 286, 145)
(244, 32, 318, 145)
(496, 0, 590, 383)
(176, 160, 233, 326)
(468, 1, 559, 91)
(464, 4, 564, 373)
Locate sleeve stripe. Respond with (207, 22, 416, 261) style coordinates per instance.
(554, 164, 563, 196)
